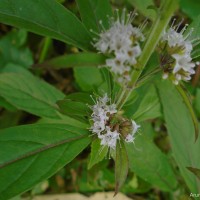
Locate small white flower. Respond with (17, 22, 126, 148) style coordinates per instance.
(93, 9, 145, 83)
(99, 93, 109, 104)
(125, 45, 142, 65)
(90, 94, 119, 150)
(124, 120, 140, 143)
(90, 94, 141, 151)
(161, 21, 199, 84)
(172, 54, 195, 74)
(100, 127, 120, 149)
(132, 120, 141, 135)
(163, 28, 185, 49)
(125, 134, 134, 143)
(107, 104, 117, 114)
(106, 58, 127, 75)
(91, 121, 105, 134)
(182, 73, 192, 81)
(94, 32, 111, 53)
(162, 24, 193, 54)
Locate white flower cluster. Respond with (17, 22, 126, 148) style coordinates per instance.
(125, 120, 141, 143)
(162, 23, 198, 85)
(93, 10, 145, 83)
(90, 94, 140, 150)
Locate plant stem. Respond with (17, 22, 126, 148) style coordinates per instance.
(38, 37, 52, 63)
(116, 0, 178, 110)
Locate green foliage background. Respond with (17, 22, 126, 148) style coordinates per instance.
(0, 0, 200, 199)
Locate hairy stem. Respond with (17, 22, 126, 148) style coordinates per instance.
(116, 0, 178, 110)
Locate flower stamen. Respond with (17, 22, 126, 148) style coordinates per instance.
(89, 94, 140, 151)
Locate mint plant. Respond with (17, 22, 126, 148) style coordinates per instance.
(0, 0, 200, 199)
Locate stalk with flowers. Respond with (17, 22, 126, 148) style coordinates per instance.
(0, 0, 200, 199)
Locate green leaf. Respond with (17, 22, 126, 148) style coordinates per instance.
(57, 0, 65, 3)
(124, 84, 161, 121)
(115, 141, 129, 195)
(187, 167, 200, 181)
(0, 96, 16, 111)
(57, 99, 90, 122)
(192, 45, 200, 60)
(74, 67, 104, 92)
(127, 0, 156, 20)
(0, 29, 33, 70)
(76, 0, 112, 32)
(57, 92, 97, 122)
(123, 90, 138, 107)
(56, 93, 94, 124)
(0, 63, 32, 74)
(141, 52, 160, 76)
(38, 114, 88, 129)
(158, 80, 200, 193)
(66, 92, 94, 105)
(121, 175, 152, 194)
(0, 0, 92, 50)
(100, 68, 116, 99)
(0, 123, 91, 199)
(132, 85, 161, 122)
(57, 100, 90, 116)
(88, 139, 108, 169)
(74, 67, 117, 96)
(126, 133, 177, 191)
(180, 0, 200, 20)
(140, 121, 157, 141)
(185, 15, 200, 59)
(39, 53, 106, 69)
(176, 84, 199, 140)
(0, 72, 64, 118)
(0, 110, 22, 129)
